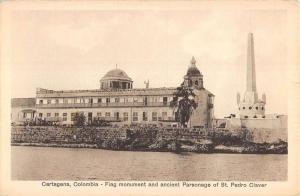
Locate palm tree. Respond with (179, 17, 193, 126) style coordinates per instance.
(170, 82, 198, 127)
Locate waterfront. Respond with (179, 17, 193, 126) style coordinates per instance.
(11, 146, 287, 181)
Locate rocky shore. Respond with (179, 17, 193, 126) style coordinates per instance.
(11, 126, 287, 154)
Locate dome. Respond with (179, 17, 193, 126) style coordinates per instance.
(186, 56, 202, 76)
(186, 66, 201, 76)
(101, 68, 132, 82)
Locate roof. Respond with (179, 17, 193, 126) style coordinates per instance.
(101, 68, 132, 82)
(186, 66, 202, 76)
(185, 57, 202, 77)
(36, 87, 214, 98)
(36, 87, 177, 98)
(11, 98, 36, 108)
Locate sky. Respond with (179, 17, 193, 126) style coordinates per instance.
(9, 9, 288, 118)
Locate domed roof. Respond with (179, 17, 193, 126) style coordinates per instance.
(187, 66, 201, 76)
(186, 56, 202, 76)
(101, 68, 132, 81)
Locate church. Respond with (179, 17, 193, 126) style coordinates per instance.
(11, 57, 215, 128)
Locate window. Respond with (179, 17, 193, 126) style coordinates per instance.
(71, 113, 76, 121)
(256, 107, 258, 110)
(163, 97, 168, 106)
(47, 113, 51, 117)
(162, 112, 167, 120)
(244, 115, 248, 118)
(97, 112, 101, 117)
(106, 98, 110, 103)
(262, 107, 264, 110)
(132, 112, 138, 121)
(39, 100, 43, 104)
(152, 112, 157, 121)
(105, 112, 110, 117)
(143, 97, 148, 106)
(98, 98, 102, 103)
(195, 80, 198, 85)
(47, 100, 51, 104)
(63, 113, 67, 121)
(39, 113, 43, 117)
(89, 98, 93, 103)
(23, 113, 27, 118)
(242, 107, 245, 110)
(114, 112, 119, 120)
(123, 112, 128, 121)
(249, 107, 252, 110)
(115, 98, 120, 103)
(143, 112, 148, 121)
(55, 113, 59, 117)
(55, 99, 59, 104)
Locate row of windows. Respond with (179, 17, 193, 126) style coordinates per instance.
(242, 115, 266, 119)
(38, 96, 170, 105)
(38, 111, 169, 122)
(239, 106, 264, 110)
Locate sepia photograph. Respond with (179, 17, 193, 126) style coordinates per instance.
(1, 0, 299, 195)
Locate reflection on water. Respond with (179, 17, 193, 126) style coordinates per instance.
(11, 146, 287, 181)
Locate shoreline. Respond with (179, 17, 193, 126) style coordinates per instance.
(11, 142, 288, 154)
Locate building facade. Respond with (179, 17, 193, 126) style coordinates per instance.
(11, 98, 36, 124)
(12, 57, 214, 128)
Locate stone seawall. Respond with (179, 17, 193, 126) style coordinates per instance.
(11, 126, 287, 154)
(11, 126, 128, 144)
(246, 128, 287, 143)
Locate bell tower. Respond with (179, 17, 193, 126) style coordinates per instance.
(184, 56, 203, 89)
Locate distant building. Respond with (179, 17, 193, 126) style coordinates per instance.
(11, 98, 36, 124)
(11, 57, 214, 127)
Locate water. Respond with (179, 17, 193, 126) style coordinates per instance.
(11, 146, 287, 181)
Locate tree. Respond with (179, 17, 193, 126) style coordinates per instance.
(170, 82, 198, 127)
(73, 112, 86, 127)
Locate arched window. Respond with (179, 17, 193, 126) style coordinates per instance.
(242, 107, 245, 110)
(256, 106, 258, 110)
(249, 107, 252, 110)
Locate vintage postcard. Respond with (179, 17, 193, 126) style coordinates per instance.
(0, 0, 299, 195)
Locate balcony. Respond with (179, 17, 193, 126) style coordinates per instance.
(36, 102, 170, 108)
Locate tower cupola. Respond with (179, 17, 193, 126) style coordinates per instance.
(100, 66, 133, 90)
(184, 56, 203, 89)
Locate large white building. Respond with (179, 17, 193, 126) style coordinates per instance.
(12, 57, 214, 128)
